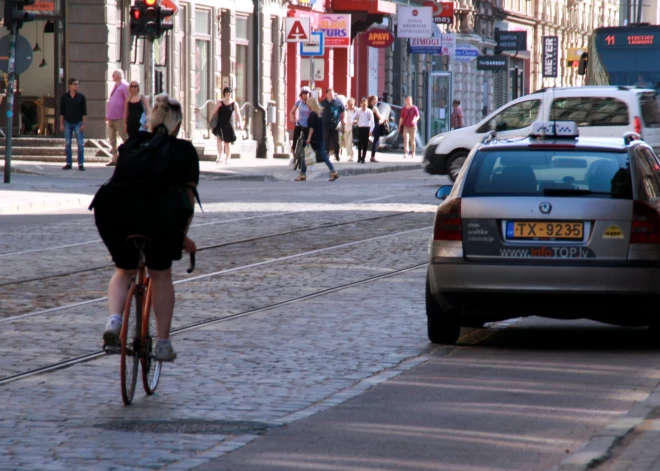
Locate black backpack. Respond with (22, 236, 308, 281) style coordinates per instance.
(89, 129, 200, 243)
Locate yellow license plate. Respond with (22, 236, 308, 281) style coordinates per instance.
(507, 221, 584, 239)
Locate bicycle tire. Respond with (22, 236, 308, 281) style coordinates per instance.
(120, 283, 141, 405)
(141, 278, 162, 395)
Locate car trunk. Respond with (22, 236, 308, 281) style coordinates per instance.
(460, 197, 633, 263)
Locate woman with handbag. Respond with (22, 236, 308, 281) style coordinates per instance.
(295, 98, 339, 182)
(210, 87, 243, 164)
(368, 95, 386, 163)
(124, 81, 150, 139)
(398, 96, 420, 159)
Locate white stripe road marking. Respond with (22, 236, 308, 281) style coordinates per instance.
(0, 226, 431, 324)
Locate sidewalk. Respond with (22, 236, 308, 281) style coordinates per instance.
(0, 151, 423, 215)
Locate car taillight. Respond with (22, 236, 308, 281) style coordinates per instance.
(631, 201, 660, 244)
(634, 116, 642, 134)
(433, 198, 462, 241)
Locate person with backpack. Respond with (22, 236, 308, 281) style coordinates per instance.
(89, 94, 199, 362)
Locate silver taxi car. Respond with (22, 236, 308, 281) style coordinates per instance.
(427, 121, 660, 344)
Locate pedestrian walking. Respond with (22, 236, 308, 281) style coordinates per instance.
(368, 95, 386, 163)
(124, 81, 150, 139)
(289, 86, 312, 152)
(106, 70, 129, 166)
(59, 77, 87, 171)
(354, 97, 374, 164)
(294, 97, 339, 182)
(398, 96, 420, 159)
(210, 87, 243, 164)
(320, 88, 345, 162)
(343, 97, 357, 161)
(451, 99, 464, 130)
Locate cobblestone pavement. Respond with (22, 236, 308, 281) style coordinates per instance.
(0, 175, 443, 471)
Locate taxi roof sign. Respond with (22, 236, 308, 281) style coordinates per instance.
(529, 121, 579, 138)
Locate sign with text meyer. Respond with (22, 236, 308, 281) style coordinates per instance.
(397, 6, 434, 38)
(495, 30, 527, 51)
(542, 35, 559, 78)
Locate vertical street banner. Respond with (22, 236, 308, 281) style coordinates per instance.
(542, 35, 559, 78)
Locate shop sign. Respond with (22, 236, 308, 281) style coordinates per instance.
(454, 43, 479, 62)
(422, 1, 454, 24)
(317, 14, 351, 47)
(285, 17, 311, 43)
(408, 37, 442, 54)
(476, 55, 508, 71)
(397, 6, 434, 39)
(440, 33, 455, 56)
(495, 30, 527, 51)
(365, 28, 395, 48)
(542, 35, 558, 78)
(24, 1, 56, 11)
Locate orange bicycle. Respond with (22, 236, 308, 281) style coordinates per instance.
(106, 235, 195, 405)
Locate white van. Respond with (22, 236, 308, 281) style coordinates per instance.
(424, 86, 660, 180)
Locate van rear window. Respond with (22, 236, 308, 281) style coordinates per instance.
(639, 92, 660, 128)
(463, 150, 632, 199)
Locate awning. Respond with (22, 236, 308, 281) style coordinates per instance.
(331, 0, 397, 38)
(331, 0, 397, 15)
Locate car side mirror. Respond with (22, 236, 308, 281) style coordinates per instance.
(435, 185, 453, 200)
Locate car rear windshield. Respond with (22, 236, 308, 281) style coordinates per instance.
(639, 92, 660, 128)
(462, 149, 632, 199)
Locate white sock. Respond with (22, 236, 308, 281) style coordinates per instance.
(109, 313, 122, 322)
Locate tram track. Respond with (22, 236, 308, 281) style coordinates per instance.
(0, 261, 427, 386)
(0, 211, 414, 288)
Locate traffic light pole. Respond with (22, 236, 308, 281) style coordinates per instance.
(3, 24, 18, 184)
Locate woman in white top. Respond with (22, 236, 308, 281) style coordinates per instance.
(353, 97, 375, 164)
(342, 97, 357, 161)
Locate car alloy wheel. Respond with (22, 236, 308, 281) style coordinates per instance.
(446, 152, 468, 182)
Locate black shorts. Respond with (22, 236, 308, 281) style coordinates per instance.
(102, 232, 183, 271)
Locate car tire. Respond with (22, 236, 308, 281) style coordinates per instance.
(426, 275, 461, 345)
(446, 151, 468, 182)
(461, 318, 486, 328)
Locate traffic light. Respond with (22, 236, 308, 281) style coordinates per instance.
(130, 2, 142, 36)
(577, 52, 588, 76)
(3, 0, 36, 30)
(143, 0, 158, 38)
(158, 6, 174, 36)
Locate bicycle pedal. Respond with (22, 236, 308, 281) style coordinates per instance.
(104, 345, 120, 354)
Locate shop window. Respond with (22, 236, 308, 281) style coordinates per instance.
(235, 15, 249, 105)
(195, 8, 212, 130)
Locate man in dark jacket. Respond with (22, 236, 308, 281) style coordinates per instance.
(320, 88, 345, 162)
(59, 77, 88, 171)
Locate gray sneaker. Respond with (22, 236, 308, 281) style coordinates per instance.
(103, 315, 122, 347)
(153, 340, 177, 362)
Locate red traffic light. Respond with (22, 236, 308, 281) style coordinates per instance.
(132, 8, 140, 19)
(145, 0, 157, 5)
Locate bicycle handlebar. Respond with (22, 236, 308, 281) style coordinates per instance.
(187, 252, 196, 274)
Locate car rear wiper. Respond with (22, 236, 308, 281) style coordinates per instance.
(543, 188, 612, 196)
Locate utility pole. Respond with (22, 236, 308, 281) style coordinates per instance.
(3, 0, 35, 184)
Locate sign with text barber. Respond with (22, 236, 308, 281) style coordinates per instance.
(542, 35, 559, 78)
(397, 6, 434, 38)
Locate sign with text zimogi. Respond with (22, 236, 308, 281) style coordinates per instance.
(495, 30, 527, 51)
(542, 35, 559, 78)
(476, 55, 507, 71)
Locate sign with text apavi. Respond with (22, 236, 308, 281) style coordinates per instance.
(397, 6, 434, 39)
(318, 14, 351, 47)
(365, 28, 395, 48)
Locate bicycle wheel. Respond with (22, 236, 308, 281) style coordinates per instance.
(141, 278, 162, 395)
(120, 283, 141, 405)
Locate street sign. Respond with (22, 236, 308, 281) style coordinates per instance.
(476, 55, 508, 71)
(300, 31, 324, 56)
(285, 17, 311, 42)
(542, 35, 559, 78)
(0, 34, 33, 74)
(301, 58, 324, 81)
(454, 43, 479, 62)
(495, 30, 527, 51)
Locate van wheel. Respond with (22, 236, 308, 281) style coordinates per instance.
(426, 275, 461, 344)
(446, 152, 468, 181)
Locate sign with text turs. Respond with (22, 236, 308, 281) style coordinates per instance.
(495, 30, 527, 51)
(317, 14, 351, 47)
(542, 35, 559, 78)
